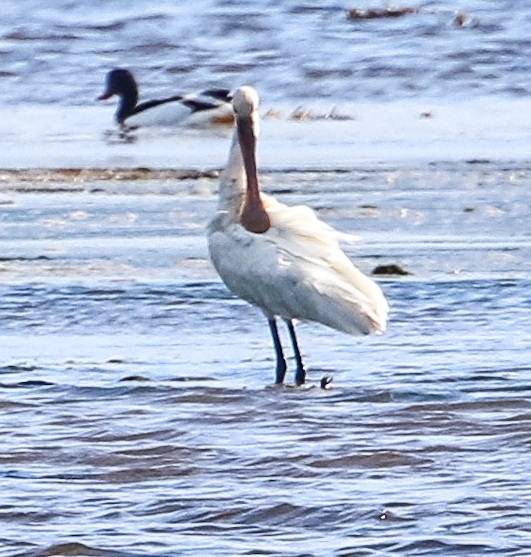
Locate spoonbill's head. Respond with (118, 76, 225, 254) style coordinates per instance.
(98, 68, 137, 100)
(232, 86, 260, 118)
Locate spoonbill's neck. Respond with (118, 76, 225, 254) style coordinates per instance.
(237, 114, 270, 234)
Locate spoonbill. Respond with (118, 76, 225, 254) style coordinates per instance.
(97, 68, 233, 130)
(208, 86, 389, 386)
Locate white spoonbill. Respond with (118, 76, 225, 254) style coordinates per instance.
(97, 68, 233, 130)
(208, 86, 389, 386)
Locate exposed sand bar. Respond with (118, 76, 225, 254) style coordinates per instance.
(0, 168, 219, 189)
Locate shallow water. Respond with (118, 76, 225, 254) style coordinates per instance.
(2, 1, 531, 555)
(1, 164, 531, 556)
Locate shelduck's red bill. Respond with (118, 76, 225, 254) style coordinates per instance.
(97, 90, 113, 101)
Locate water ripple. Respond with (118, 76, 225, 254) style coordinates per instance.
(1, 1, 531, 105)
(1, 165, 531, 555)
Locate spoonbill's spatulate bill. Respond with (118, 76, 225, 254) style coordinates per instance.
(97, 68, 232, 129)
(208, 86, 389, 386)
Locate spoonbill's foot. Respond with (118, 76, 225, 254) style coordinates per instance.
(275, 361, 287, 385)
(294, 365, 306, 386)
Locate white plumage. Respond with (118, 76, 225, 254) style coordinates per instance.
(208, 86, 388, 386)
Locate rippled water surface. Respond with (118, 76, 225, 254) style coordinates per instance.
(1, 0, 531, 105)
(2, 1, 531, 555)
(1, 166, 531, 556)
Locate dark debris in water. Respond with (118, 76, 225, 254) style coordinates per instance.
(346, 7, 418, 20)
(453, 10, 480, 28)
(372, 263, 412, 276)
(346, 6, 479, 28)
(107, 358, 125, 364)
(0, 255, 51, 262)
(466, 159, 491, 165)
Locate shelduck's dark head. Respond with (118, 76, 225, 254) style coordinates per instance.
(98, 69, 138, 100)
(97, 68, 139, 124)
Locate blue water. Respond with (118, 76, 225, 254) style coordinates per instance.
(1, 166, 531, 556)
(1, 0, 530, 106)
(2, 2, 531, 556)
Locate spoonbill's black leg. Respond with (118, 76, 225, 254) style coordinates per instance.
(268, 318, 287, 384)
(286, 320, 306, 386)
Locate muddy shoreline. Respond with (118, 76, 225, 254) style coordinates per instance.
(0, 167, 220, 184)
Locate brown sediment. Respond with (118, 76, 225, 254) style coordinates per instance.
(209, 113, 235, 125)
(346, 7, 417, 20)
(290, 107, 354, 121)
(0, 167, 219, 184)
